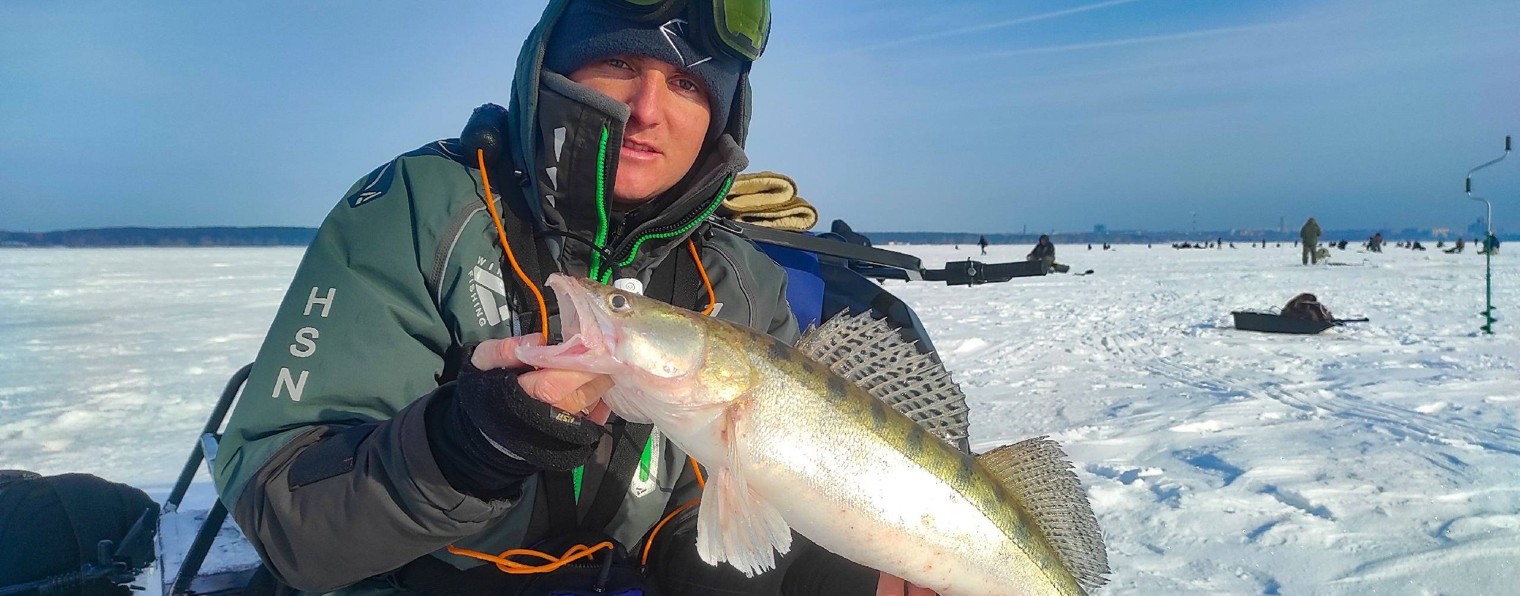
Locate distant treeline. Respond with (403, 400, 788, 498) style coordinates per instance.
(0, 227, 317, 248)
(1, 226, 1509, 248)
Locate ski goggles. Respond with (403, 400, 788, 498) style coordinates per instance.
(598, 0, 770, 61)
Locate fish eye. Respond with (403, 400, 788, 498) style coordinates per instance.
(608, 293, 632, 312)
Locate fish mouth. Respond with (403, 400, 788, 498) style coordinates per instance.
(516, 273, 622, 373)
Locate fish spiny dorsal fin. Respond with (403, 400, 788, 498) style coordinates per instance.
(978, 437, 1110, 592)
(796, 311, 970, 447)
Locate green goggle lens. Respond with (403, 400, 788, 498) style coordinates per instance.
(602, 0, 769, 62)
(710, 0, 769, 61)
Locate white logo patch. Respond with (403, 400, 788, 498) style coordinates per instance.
(545, 127, 567, 192)
(469, 257, 513, 328)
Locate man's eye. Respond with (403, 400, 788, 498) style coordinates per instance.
(607, 58, 631, 69)
(674, 78, 700, 93)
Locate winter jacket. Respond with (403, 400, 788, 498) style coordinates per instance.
(1300, 218, 1321, 242)
(211, 1, 796, 591)
(1282, 293, 1333, 322)
(1027, 241, 1055, 261)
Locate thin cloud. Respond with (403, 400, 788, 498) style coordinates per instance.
(971, 22, 1290, 58)
(852, 0, 1142, 53)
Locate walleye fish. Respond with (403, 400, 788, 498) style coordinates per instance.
(517, 273, 1109, 596)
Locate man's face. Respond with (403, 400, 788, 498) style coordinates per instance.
(569, 54, 712, 206)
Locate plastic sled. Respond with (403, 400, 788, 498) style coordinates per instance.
(1231, 311, 1366, 334)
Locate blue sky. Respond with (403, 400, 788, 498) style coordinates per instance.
(2, 0, 1518, 234)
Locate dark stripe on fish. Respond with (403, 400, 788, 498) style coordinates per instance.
(870, 399, 887, 426)
(905, 424, 927, 456)
(769, 337, 791, 362)
(991, 481, 1010, 503)
(956, 454, 976, 486)
(803, 358, 829, 379)
(827, 376, 850, 401)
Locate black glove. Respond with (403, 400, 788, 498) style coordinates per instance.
(426, 345, 604, 500)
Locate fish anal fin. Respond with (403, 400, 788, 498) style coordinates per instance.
(797, 311, 970, 447)
(695, 465, 793, 577)
(977, 436, 1110, 592)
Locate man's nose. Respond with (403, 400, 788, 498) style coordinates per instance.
(625, 70, 666, 126)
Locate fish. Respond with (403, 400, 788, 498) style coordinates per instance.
(516, 272, 1109, 595)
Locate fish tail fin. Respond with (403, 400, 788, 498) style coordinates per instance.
(978, 437, 1110, 592)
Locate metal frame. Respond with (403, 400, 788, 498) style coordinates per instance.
(160, 363, 258, 595)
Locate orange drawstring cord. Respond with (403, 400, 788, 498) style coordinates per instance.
(466, 155, 718, 574)
(478, 149, 549, 335)
(479, 148, 705, 330)
(445, 151, 569, 575)
(640, 499, 701, 567)
(687, 240, 716, 315)
(689, 456, 706, 488)
(640, 456, 708, 567)
(447, 541, 615, 574)
(452, 456, 711, 573)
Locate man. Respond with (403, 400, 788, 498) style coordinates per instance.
(1479, 233, 1500, 255)
(1026, 234, 1055, 272)
(977, 234, 989, 255)
(1282, 293, 1333, 322)
(1300, 217, 1321, 265)
(213, 1, 930, 594)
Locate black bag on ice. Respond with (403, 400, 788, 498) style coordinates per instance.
(0, 471, 157, 595)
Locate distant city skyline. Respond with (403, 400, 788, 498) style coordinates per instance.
(3, 1, 1518, 234)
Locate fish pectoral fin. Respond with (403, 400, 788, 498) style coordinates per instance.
(979, 436, 1110, 592)
(695, 465, 793, 577)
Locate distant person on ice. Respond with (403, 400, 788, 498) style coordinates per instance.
(978, 234, 989, 255)
(1026, 234, 1056, 272)
(1478, 233, 1501, 255)
(1282, 293, 1334, 322)
(1300, 217, 1321, 265)
(1445, 237, 1466, 254)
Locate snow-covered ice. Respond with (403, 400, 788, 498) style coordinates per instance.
(2, 243, 1518, 593)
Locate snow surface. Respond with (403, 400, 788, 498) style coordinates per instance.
(2, 244, 1518, 594)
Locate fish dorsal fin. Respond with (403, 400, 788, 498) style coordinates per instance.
(978, 437, 1110, 592)
(796, 311, 970, 447)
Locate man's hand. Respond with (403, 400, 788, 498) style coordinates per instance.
(473, 334, 613, 425)
(877, 573, 938, 596)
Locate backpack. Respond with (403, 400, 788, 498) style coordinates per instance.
(0, 472, 157, 595)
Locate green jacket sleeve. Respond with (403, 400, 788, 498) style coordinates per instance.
(212, 155, 516, 592)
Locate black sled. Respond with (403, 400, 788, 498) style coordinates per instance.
(1231, 311, 1367, 334)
